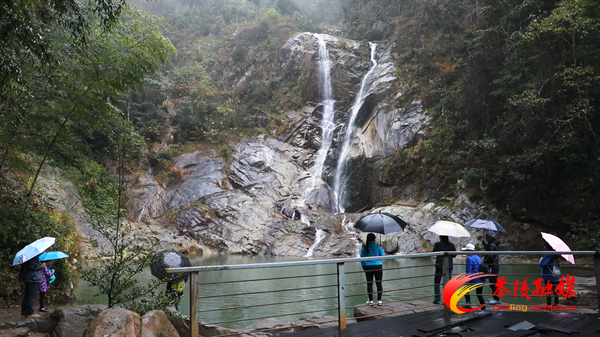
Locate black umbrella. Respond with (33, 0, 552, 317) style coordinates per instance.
(354, 212, 407, 234)
(150, 250, 191, 282)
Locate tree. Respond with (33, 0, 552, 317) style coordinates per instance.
(1, 5, 175, 230)
(0, 0, 126, 99)
(80, 130, 169, 310)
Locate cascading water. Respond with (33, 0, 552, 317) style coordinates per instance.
(136, 168, 154, 222)
(308, 33, 336, 193)
(332, 42, 378, 213)
(299, 34, 336, 254)
(304, 229, 326, 257)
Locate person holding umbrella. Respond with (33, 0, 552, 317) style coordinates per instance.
(18, 254, 42, 317)
(360, 233, 385, 306)
(151, 250, 191, 312)
(539, 232, 575, 307)
(38, 261, 56, 312)
(36, 251, 68, 313)
(539, 240, 560, 307)
(432, 235, 456, 304)
(482, 230, 502, 304)
(14, 237, 56, 318)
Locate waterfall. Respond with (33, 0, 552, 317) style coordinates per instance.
(332, 42, 378, 213)
(308, 33, 336, 193)
(304, 229, 326, 257)
(136, 168, 154, 222)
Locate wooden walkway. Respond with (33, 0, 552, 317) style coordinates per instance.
(275, 310, 600, 337)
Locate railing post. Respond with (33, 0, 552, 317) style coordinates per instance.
(442, 254, 451, 313)
(190, 271, 199, 337)
(594, 252, 600, 312)
(337, 262, 346, 330)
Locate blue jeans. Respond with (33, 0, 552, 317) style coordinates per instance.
(434, 268, 452, 302)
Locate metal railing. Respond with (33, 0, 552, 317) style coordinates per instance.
(168, 251, 600, 337)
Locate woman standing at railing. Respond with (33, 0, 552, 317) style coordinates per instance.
(483, 230, 502, 305)
(539, 241, 560, 307)
(361, 233, 385, 306)
(432, 235, 456, 304)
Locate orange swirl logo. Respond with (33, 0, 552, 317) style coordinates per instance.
(442, 273, 495, 313)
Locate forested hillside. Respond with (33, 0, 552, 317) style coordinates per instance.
(341, 0, 599, 236)
(0, 0, 175, 302)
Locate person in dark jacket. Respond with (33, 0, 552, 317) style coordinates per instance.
(539, 241, 560, 306)
(482, 230, 501, 304)
(432, 235, 456, 304)
(18, 254, 42, 317)
(360, 233, 385, 306)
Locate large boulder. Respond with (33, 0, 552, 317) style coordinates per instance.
(83, 308, 141, 337)
(84, 308, 180, 337)
(141, 310, 180, 337)
(52, 305, 107, 337)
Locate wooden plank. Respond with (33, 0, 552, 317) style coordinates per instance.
(416, 312, 492, 333)
(273, 310, 599, 337)
(497, 330, 539, 337)
(572, 314, 600, 337)
(535, 323, 577, 334)
(276, 310, 443, 337)
(557, 313, 597, 332)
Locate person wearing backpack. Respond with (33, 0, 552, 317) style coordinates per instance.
(462, 244, 485, 310)
(482, 230, 501, 304)
(539, 241, 560, 306)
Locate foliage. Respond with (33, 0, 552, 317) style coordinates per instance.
(567, 225, 600, 251)
(0, 175, 79, 304)
(81, 133, 174, 312)
(0, 4, 175, 305)
(80, 216, 166, 309)
(0, 0, 126, 100)
(264, 8, 282, 25)
(342, 0, 600, 226)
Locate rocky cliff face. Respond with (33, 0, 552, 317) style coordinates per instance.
(45, 32, 503, 259)
(118, 33, 496, 258)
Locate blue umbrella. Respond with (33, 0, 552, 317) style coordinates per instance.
(12, 237, 56, 266)
(39, 251, 69, 262)
(464, 219, 506, 233)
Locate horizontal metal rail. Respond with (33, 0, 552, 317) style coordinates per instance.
(197, 282, 338, 299)
(168, 251, 599, 337)
(195, 295, 339, 314)
(195, 272, 337, 286)
(168, 251, 596, 274)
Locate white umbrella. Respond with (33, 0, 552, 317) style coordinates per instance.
(13, 237, 56, 266)
(428, 221, 471, 238)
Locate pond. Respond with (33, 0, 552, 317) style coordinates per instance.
(74, 254, 592, 329)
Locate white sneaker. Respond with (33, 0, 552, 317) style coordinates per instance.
(377, 300, 383, 306)
(366, 300, 374, 306)
(488, 298, 501, 305)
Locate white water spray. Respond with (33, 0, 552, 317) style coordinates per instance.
(304, 229, 326, 257)
(308, 34, 336, 193)
(136, 168, 154, 222)
(332, 42, 378, 213)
